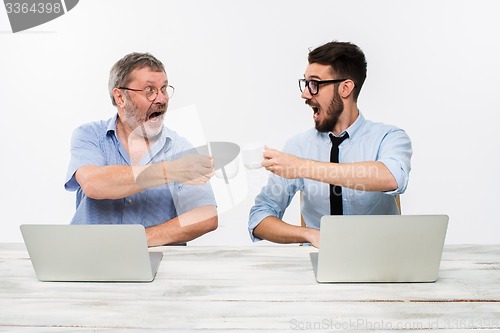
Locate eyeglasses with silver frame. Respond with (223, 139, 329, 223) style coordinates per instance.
(118, 85, 175, 101)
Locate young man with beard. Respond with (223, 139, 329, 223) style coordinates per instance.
(65, 52, 217, 247)
(248, 41, 412, 248)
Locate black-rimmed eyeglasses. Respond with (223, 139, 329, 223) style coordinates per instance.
(298, 79, 347, 96)
(118, 85, 175, 101)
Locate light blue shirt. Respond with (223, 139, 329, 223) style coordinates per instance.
(65, 114, 216, 227)
(248, 112, 412, 242)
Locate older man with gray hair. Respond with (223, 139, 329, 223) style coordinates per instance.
(65, 52, 217, 246)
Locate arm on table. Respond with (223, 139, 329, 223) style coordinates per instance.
(253, 216, 319, 248)
(145, 205, 218, 247)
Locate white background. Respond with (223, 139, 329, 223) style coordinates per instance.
(0, 0, 499, 245)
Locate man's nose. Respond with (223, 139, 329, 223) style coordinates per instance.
(301, 87, 313, 99)
(155, 89, 169, 104)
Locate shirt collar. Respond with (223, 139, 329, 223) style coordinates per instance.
(343, 111, 365, 139)
(106, 113, 173, 142)
(106, 113, 119, 135)
(318, 111, 366, 142)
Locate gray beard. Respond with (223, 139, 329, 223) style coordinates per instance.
(123, 99, 165, 139)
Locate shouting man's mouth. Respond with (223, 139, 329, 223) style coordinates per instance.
(312, 106, 319, 116)
(148, 111, 164, 122)
(146, 104, 167, 123)
(306, 100, 320, 120)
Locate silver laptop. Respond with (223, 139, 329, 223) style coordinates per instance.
(20, 224, 163, 282)
(311, 215, 449, 283)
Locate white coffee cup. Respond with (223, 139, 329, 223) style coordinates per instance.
(241, 143, 265, 169)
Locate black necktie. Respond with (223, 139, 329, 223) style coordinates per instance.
(329, 133, 349, 215)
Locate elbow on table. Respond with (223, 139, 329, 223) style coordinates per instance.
(203, 205, 219, 231)
(205, 214, 219, 233)
(385, 177, 399, 192)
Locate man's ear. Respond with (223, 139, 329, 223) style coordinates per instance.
(113, 88, 126, 108)
(339, 80, 356, 99)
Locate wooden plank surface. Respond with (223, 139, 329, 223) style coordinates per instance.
(0, 244, 499, 331)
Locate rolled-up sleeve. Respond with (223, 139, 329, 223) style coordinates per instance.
(248, 174, 301, 242)
(377, 129, 412, 195)
(64, 126, 106, 192)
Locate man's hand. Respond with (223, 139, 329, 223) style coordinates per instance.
(262, 147, 306, 179)
(304, 227, 320, 248)
(166, 154, 215, 185)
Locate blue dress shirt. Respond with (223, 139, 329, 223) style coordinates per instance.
(248, 112, 412, 241)
(65, 114, 216, 227)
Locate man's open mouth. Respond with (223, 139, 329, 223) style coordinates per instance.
(306, 100, 319, 116)
(148, 111, 165, 121)
(146, 103, 167, 122)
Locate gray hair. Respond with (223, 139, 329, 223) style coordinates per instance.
(108, 52, 165, 106)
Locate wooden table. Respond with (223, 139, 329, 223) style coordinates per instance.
(0, 244, 499, 331)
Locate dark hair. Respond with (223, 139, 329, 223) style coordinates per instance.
(108, 52, 165, 106)
(308, 41, 367, 101)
